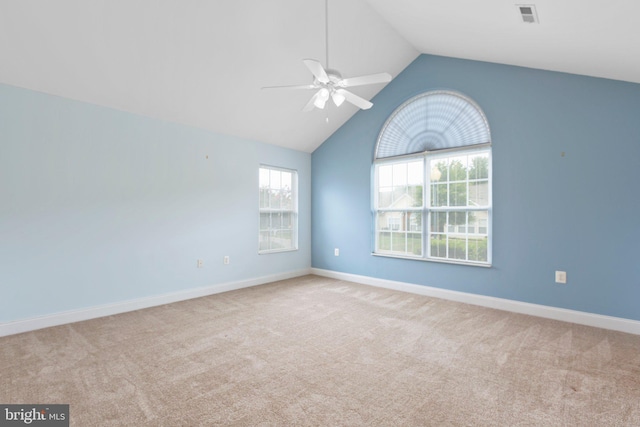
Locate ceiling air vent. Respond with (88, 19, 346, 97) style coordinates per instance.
(517, 4, 539, 23)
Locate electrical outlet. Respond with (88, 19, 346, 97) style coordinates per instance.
(555, 271, 567, 284)
(334, 248, 339, 256)
(197, 259, 203, 268)
(223, 256, 230, 265)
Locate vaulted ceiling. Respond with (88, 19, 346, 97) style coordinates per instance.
(1, 0, 637, 153)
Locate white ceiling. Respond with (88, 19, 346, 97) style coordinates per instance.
(366, 0, 640, 86)
(1, 1, 638, 153)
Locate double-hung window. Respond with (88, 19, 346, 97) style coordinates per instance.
(259, 166, 298, 253)
(373, 91, 492, 266)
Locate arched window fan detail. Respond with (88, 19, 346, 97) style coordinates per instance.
(374, 91, 491, 159)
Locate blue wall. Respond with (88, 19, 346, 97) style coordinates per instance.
(0, 84, 311, 324)
(312, 54, 640, 321)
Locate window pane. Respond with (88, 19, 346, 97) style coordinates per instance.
(270, 234, 285, 251)
(391, 232, 407, 252)
(392, 163, 407, 186)
(259, 168, 270, 187)
(277, 230, 293, 249)
(270, 170, 281, 190)
(281, 171, 292, 190)
(260, 212, 270, 229)
(269, 189, 281, 209)
(432, 159, 448, 181)
(378, 231, 391, 251)
(378, 164, 392, 188)
(378, 189, 392, 208)
(469, 211, 488, 236)
(259, 188, 269, 209)
(407, 161, 423, 185)
(448, 156, 468, 181)
(282, 212, 292, 229)
(376, 212, 387, 231)
(430, 165, 443, 182)
(468, 236, 488, 262)
(259, 167, 270, 208)
(388, 217, 401, 231)
(392, 186, 408, 206)
(430, 234, 447, 258)
(450, 182, 467, 206)
(259, 231, 270, 251)
(477, 217, 488, 235)
(281, 190, 293, 210)
(377, 164, 393, 208)
(377, 160, 423, 209)
(273, 212, 282, 229)
(449, 211, 466, 231)
(431, 183, 447, 207)
(469, 181, 488, 207)
(407, 212, 422, 232)
(430, 211, 447, 233)
(449, 236, 467, 260)
(407, 232, 422, 256)
(469, 154, 489, 180)
(382, 212, 401, 231)
(408, 185, 422, 207)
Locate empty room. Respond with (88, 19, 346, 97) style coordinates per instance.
(1, 0, 639, 425)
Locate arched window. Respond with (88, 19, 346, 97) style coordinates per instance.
(373, 91, 492, 265)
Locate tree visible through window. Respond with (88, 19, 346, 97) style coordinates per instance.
(373, 91, 492, 265)
(259, 166, 298, 253)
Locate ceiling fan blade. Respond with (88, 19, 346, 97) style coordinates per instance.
(340, 72, 392, 88)
(303, 59, 330, 84)
(262, 84, 317, 90)
(336, 89, 373, 110)
(302, 90, 322, 112)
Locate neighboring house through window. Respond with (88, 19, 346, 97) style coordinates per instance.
(373, 91, 492, 266)
(259, 166, 298, 253)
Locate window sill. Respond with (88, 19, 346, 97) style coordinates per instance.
(371, 252, 491, 268)
(259, 248, 299, 255)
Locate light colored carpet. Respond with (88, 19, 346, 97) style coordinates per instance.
(1, 275, 639, 426)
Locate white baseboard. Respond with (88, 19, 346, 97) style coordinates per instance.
(311, 268, 640, 336)
(0, 269, 311, 337)
(6, 268, 637, 338)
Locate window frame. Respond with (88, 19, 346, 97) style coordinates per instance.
(258, 165, 298, 254)
(373, 144, 492, 267)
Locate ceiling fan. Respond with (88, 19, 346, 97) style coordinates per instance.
(262, 0, 392, 111)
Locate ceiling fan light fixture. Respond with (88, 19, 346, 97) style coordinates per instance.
(313, 88, 330, 109)
(331, 90, 346, 107)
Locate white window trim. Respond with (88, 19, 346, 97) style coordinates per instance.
(373, 145, 492, 267)
(259, 165, 299, 254)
